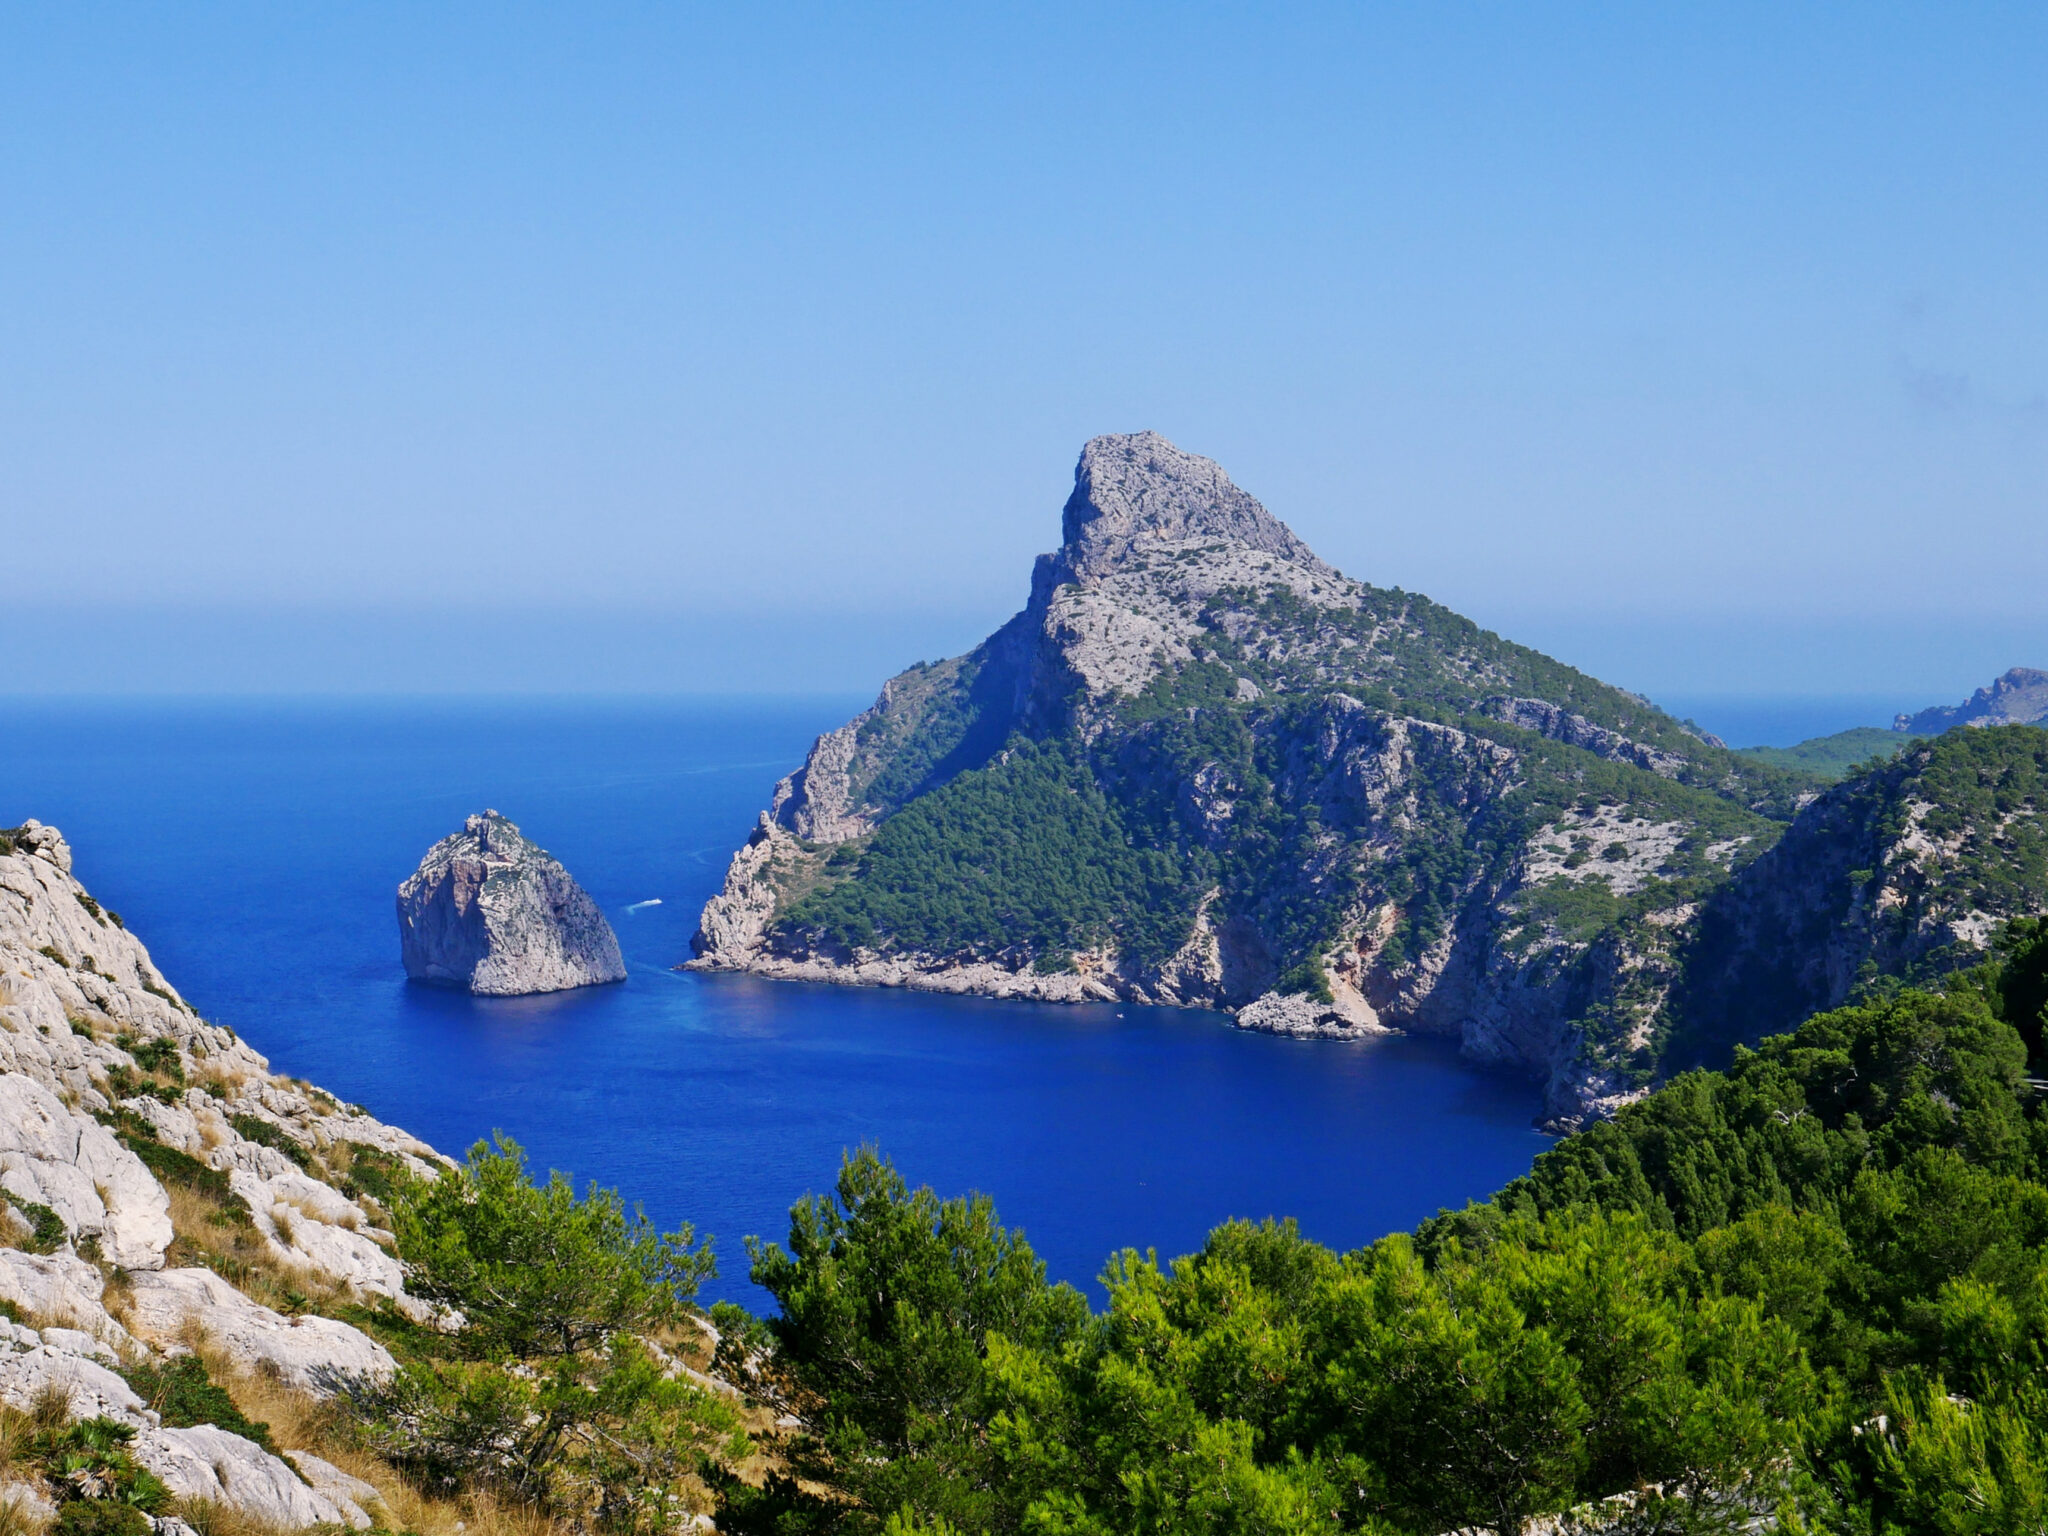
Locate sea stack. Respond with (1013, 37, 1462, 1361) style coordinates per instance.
(397, 811, 626, 995)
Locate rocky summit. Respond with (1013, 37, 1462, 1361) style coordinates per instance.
(692, 431, 2048, 1127)
(398, 810, 624, 995)
(1896, 665, 2048, 733)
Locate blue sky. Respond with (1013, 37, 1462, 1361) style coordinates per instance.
(3, 4, 2043, 712)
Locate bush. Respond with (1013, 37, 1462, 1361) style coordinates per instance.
(5, 1197, 67, 1255)
(227, 1114, 308, 1169)
(345, 1138, 746, 1528)
(52, 1503, 147, 1536)
(121, 1355, 273, 1451)
(393, 1135, 713, 1360)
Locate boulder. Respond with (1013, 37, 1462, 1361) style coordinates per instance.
(0, 1249, 133, 1345)
(121, 1268, 395, 1395)
(135, 1424, 370, 1529)
(397, 811, 625, 995)
(0, 1073, 172, 1269)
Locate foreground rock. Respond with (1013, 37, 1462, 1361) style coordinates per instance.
(0, 1075, 172, 1269)
(122, 1267, 395, 1394)
(398, 810, 626, 995)
(0, 820, 450, 1528)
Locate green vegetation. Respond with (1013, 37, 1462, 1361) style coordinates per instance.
(342, 1137, 743, 1532)
(3, 1196, 67, 1255)
(777, 740, 1200, 967)
(1675, 725, 2048, 1069)
(0, 1412, 169, 1535)
(714, 926, 2048, 1534)
(226, 1113, 309, 1168)
(121, 1355, 274, 1450)
(1739, 727, 1928, 782)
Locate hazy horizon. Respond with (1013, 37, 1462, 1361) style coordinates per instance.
(4, 7, 2043, 701)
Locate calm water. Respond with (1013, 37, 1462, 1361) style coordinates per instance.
(0, 697, 1548, 1306)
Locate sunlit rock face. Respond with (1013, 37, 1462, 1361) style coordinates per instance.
(398, 810, 625, 996)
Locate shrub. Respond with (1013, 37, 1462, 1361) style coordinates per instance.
(52, 1503, 147, 1536)
(393, 1135, 713, 1360)
(228, 1115, 309, 1169)
(5, 1197, 67, 1256)
(120, 1356, 273, 1451)
(37, 947, 70, 970)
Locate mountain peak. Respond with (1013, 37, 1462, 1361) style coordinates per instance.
(1895, 666, 2048, 733)
(1058, 431, 1332, 580)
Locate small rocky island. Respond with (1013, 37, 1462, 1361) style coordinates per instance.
(397, 810, 625, 995)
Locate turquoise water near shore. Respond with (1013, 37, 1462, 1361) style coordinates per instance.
(1, 697, 1554, 1306)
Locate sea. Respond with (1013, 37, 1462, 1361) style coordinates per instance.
(0, 693, 1875, 1307)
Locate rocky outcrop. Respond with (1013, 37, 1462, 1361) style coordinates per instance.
(1673, 725, 2048, 1067)
(1896, 666, 2048, 734)
(398, 810, 625, 995)
(0, 1074, 171, 1269)
(0, 821, 454, 1529)
(122, 1267, 394, 1393)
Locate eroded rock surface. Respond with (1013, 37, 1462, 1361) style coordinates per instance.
(0, 820, 454, 1528)
(398, 810, 625, 995)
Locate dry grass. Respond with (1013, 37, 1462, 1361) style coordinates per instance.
(193, 1062, 252, 1098)
(0, 1403, 32, 1478)
(158, 1184, 350, 1321)
(0, 1492, 47, 1536)
(192, 1347, 588, 1536)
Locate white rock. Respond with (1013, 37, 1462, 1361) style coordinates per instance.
(0, 1248, 133, 1345)
(285, 1451, 384, 1517)
(35, 1326, 118, 1367)
(227, 1170, 408, 1299)
(0, 1341, 148, 1424)
(1, 1479, 57, 1523)
(136, 1424, 368, 1529)
(0, 1073, 172, 1270)
(398, 811, 625, 995)
(122, 1268, 394, 1395)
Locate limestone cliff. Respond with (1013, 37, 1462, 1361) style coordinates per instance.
(0, 818, 452, 1528)
(398, 810, 625, 995)
(1895, 665, 2048, 734)
(1673, 723, 2048, 1067)
(691, 432, 1833, 1127)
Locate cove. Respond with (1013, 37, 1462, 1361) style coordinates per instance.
(0, 696, 1548, 1306)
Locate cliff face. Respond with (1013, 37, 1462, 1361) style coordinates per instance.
(0, 818, 451, 1528)
(398, 810, 625, 995)
(1896, 666, 2048, 733)
(690, 432, 1831, 1126)
(1673, 724, 2048, 1067)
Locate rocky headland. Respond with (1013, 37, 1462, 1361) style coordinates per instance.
(1896, 665, 2048, 733)
(397, 811, 625, 995)
(692, 431, 2048, 1128)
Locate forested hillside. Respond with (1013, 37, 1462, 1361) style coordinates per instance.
(715, 920, 2048, 1535)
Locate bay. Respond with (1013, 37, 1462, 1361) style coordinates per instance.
(0, 696, 1549, 1306)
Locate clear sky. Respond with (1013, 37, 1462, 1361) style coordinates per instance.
(3, 4, 2043, 713)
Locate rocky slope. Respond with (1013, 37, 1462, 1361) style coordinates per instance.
(1896, 665, 2048, 733)
(398, 810, 625, 995)
(0, 818, 450, 1529)
(691, 432, 1829, 1126)
(1672, 722, 2048, 1068)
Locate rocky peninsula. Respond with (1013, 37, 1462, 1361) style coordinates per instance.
(692, 431, 2048, 1128)
(398, 811, 625, 995)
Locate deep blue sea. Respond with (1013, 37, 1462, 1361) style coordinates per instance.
(0, 697, 1566, 1307)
